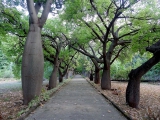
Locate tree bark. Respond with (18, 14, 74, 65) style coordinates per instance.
(48, 55, 59, 89)
(22, 24, 44, 105)
(101, 62, 111, 90)
(126, 51, 160, 108)
(94, 66, 100, 84)
(59, 69, 63, 83)
(59, 75, 63, 83)
(126, 70, 141, 108)
(89, 70, 93, 81)
(21, 0, 52, 105)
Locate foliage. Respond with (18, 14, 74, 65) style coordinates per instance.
(129, 1, 160, 54)
(0, 6, 28, 37)
(0, 5, 27, 78)
(0, 46, 14, 78)
(111, 52, 160, 81)
(0, 0, 160, 82)
(44, 61, 53, 79)
(0, 35, 24, 78)
(111, 60, 129, 80)
(74, 54, 90, 74)
(142, 62, 160, 80)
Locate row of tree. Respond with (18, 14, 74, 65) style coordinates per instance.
(60, 0, 160, 108)
(0, 0, 78, 104)
(0, 0, 160, 108)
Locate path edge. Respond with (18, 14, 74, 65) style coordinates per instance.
(86, 78, 133, 120)
(17, 79, 71, 120)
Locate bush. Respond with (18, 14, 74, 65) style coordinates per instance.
(0, 70, 14, 78)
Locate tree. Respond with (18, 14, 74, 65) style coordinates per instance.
(62, 0, 140, 89)
(0, 6, 28, 78)
(43, 35, 61, 89)
(0, 0, 65, 104)
(126, 40, 160, 108)
(69, 38, 102, 84)
(0, 0, 54, 104)
(21, 0, 54, 104)
(58, 51, 77, 82)
(125, 0, 160, 108)
(42, 18, 69, 89)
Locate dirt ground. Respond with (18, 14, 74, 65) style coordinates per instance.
(0, 78, 160, 120)
(0, 78, 48, 120)
(90, 81, 160, 120)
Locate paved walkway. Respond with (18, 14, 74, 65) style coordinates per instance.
(25, 75, 126, 120)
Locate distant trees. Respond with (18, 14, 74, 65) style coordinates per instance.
(62, 0, 141, 90)
(1, 0, 160, 109)
(62, 0, 160, 108)
(42, 18, 76, 89)
(0, 0, 70, 104)
(58, 51, 77, 82)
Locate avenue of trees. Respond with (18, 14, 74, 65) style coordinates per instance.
(0, 0, 160, 108)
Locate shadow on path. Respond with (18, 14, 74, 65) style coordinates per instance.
(25, 75, 126, 120)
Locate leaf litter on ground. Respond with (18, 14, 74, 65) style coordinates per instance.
(0, 79, 160, 120)
(89, 81, 160, 120)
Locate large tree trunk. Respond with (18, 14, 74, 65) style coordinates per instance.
(48, 56, 59, 89)
(101, 62, 111, 90)
(94, 67, 100, 84)
(59, 75, 63, 83)
(126, 70, 141, 108)
(59, 69, 63, 83)
(126, 51, 160, 108)
(22, 24, 44, 105)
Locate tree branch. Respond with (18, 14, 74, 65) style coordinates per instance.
(26, 0, 38, 24)
(82, 19, 104, 43)
(35, 2, 42, 15)
(70, 45, 103, 63)
(146, 40, 160, 54)
(115, 23, 132, 37)
(110, 45, 126, 64)
(117, 40, 131, 45)
(94, 23, 105, 36)
(39, 0, 52, 27)
(89, 43, 95, 56)
(89, 0, 108, 29)
(119, 29, 139, 39)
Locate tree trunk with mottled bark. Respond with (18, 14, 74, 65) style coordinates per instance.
(21, 0, 52, 105)
(94, 67, 100, 84)
(59, 69, 63, 83)
(126, 70, 141, 108)
(22, 24, 44, 105)
(126, 49, 160, 108)
(48, 56, 59, 89)
(101, 62, 111, 90)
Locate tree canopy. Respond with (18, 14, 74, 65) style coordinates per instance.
(0, 0, 160, 108)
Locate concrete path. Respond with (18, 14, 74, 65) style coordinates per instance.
(25, 75, 126, 120)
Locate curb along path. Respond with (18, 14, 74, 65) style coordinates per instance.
(25, 75, 127, 120)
